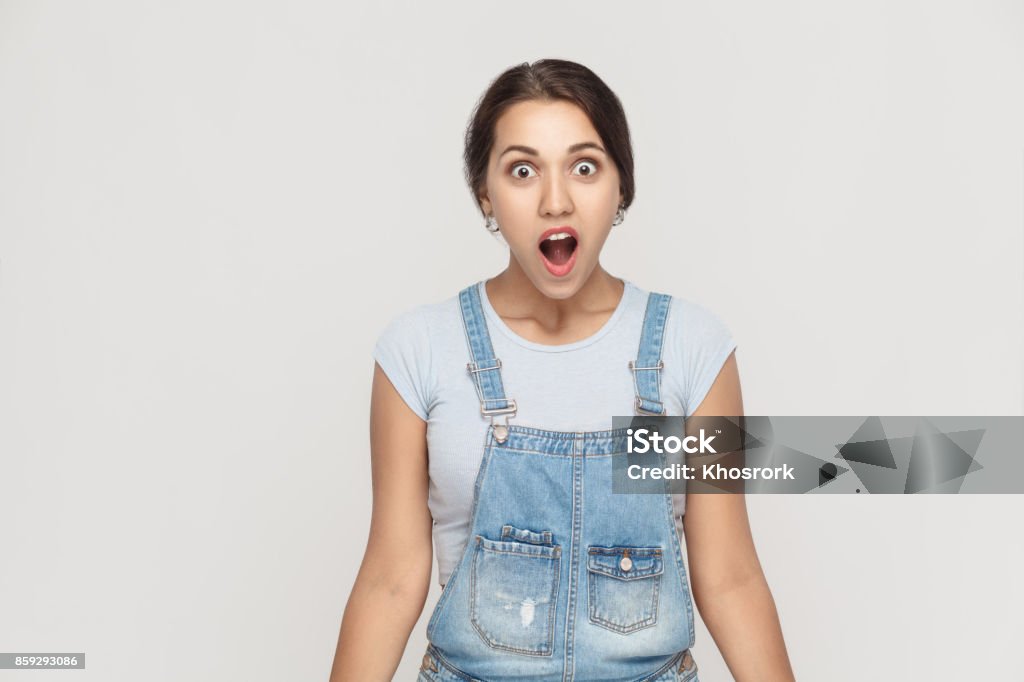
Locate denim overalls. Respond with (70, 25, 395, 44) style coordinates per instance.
(418, 284, 699, 682)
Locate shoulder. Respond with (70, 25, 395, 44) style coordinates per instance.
(666, 296, 734, 347)
(377, 303, 429, 338)
(638, 287, 737, 416)
(375, 289, 463, 345)
(371, 290, 466, 420)
(626, 282, 733, 341)
(373, 295, 460, 378)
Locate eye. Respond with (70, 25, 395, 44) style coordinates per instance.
(510, 162, 537, 180)
(572, 159, 599, 177)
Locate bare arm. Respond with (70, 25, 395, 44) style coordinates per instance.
(683, 351, 796, 681)
(329, 363, 433, 681)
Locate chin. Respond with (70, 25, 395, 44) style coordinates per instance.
(530, 268, 589, 299)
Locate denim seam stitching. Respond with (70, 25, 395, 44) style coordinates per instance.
(489, 446, 625, 458)
(476, 537, 562, 558)
(425, 644, 477, 681)
(562, 433, 584, 682)
(663, 487, 696, 647)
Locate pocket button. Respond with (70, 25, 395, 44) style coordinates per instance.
(587, 546, 663, 634)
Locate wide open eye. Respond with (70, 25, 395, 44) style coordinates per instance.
(572, 159, 599, 177)
(510, 163, 537, 180)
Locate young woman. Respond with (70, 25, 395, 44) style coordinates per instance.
(331, 59, 794, 682)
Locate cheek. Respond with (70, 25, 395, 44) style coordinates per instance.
(579, 196, 618, 224)
(580, 181, 620, 209)
(489, 195, 525, 223)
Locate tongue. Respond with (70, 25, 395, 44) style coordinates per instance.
(541, 237, 576, 265)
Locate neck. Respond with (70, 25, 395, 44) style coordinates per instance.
(485, 259, 624, 326)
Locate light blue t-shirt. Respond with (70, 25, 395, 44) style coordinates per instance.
(373, 280, 737, 585)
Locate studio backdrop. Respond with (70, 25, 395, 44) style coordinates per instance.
(0, 1, 1021, 680)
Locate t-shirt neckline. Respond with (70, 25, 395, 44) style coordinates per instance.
(477, 279, 636, 353)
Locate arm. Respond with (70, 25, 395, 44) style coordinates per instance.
(683, 351, 796, 681)
(329, 363, 434, 681)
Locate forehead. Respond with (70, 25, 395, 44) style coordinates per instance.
(492, 99, 602, 155)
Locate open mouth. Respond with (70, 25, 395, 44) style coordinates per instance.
(538, 227, 579, 277)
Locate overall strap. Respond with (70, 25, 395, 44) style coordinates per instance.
(630, 292, 673, 415)
(458, 283, 516, 440)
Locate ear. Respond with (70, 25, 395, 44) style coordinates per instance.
(479, 192, 493, 216)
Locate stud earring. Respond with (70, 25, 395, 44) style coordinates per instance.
(485, 215, 499, 233)
(612, 205, 625, 226)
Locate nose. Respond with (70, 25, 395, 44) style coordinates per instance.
(539, 172, 574, 217)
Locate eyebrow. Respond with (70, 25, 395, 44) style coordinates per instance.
(497, 141, 606, 160)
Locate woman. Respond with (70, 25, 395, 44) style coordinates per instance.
(331, 59, 794, 682)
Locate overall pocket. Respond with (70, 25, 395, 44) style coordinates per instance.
(587, 546, 663, 634)
(469, 527, 561, 656)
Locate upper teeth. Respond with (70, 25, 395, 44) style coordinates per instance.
(545, 232, 572, 241)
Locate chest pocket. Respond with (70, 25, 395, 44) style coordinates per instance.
(470, 527, 562, 656)
(587, 546, 664, 634)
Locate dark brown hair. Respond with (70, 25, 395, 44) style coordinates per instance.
(463, 59, 635, 217)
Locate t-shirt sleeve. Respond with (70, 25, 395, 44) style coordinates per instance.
(667, 298, 738, 416)
(371, 307, 433, 421)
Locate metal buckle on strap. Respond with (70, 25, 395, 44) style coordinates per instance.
(628, 360, 664, 372)
(480, 398, 517, 417)
(629, 360, 665, 415)
(635, 395, 664, 416)
(467, 359, 502, 373)
(468, 359, 516, 442)
(481, 399, 516, 443)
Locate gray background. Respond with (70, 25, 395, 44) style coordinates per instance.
(1, 1, 1021, 680)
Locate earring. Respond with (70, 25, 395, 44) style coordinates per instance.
(612, 205, 625, 226)
(485, 215, 499, 233)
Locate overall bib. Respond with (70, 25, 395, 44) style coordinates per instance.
(418, 285, 699, 682)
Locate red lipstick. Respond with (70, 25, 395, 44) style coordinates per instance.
(537, 225, 580, 245)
